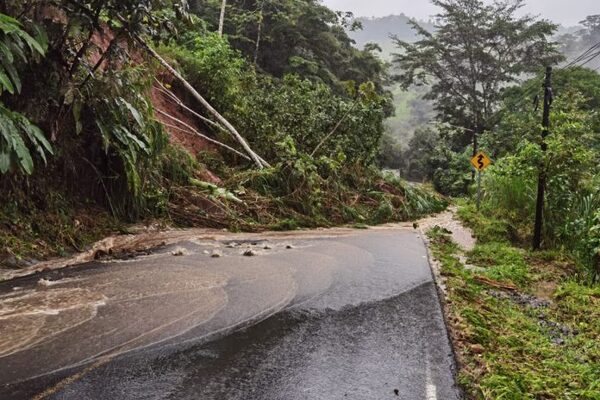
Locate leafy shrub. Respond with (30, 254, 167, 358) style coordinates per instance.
(0, 13, 51, 175)
(228, 159, 446, 228)
(0, 105, 53, 174)
(430, 145, 472, 197)
(0, 13, 47, 95)
(235, 75, 386, 166)
(73, 66, 169, 218)
(159, 31, 245, 111)
(480, 91, 599, 278)
(567, 195, 600, 282)
(161, 31, 387, 168)
(587, 211, 600, 282)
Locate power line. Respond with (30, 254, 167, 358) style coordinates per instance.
(576, 50, 600, 68)
(561, 42, 600, 69)
(559, 41, 600, 70)
(519, 46, 600, 112)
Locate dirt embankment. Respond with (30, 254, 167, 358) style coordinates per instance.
(89, 26, 222, 183)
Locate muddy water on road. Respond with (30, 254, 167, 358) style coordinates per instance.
(1, 261, 229, 385)
(1, 228, 460, 400)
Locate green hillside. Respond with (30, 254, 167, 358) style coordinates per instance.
(347, 14, 436, 163)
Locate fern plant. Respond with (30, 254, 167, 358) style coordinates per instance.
(0, 105, 52, 174)
(0, 13, 51, 175)
(76, 65, 168, 217)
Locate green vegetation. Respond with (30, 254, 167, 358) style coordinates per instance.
(428, 207, 600, 399)
(0, 13, 51, 175)
(379, 85, 435, 172)
(399, 68, 600, 278)
(476, 71, 600, 281)
(0, 1, 444, 265)
(384, 0, 599, 280)
(394, 0, 561, 152)
(0, 191, 120, 264)
(386, 3, 600, 397)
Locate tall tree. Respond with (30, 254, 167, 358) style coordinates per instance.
(580, 15, 600, 42)
(190, 0, 389, 99)
(218, 0, 227, 36)
(393, 0, 561, 152)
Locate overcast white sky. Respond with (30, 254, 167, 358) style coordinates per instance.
(322, 0, 598, 26)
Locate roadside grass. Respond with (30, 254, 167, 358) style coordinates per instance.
(428, 206, 600, 399)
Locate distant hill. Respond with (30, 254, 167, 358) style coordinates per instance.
(346, 15, 436, 149)
(348, 15, 435, 60)
(350, 15, 596, 160)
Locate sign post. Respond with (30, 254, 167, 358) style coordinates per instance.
(470, 151, 492, 211)
(477, 169, 482, 210)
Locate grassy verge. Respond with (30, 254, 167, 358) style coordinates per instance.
(428, 203, 600, 399)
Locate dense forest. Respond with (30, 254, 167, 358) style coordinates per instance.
(0, 0, 445, 265)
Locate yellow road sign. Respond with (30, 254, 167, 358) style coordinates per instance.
(471, 151, 492, 171)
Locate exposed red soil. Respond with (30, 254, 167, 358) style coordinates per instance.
(150, 78, 223, 185)
(89, 28, 115, 67)
(151, 82, 213, 155)
(87, 27, 222, 184)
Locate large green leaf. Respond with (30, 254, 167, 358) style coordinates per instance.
(2, 57, 21, 93)
(0, 39, 13, 63)
(20, 118, 53, 164)
(0, 68, 15, 94)
(0, 150, 10, 174)
(0, 12, 47, 95)
(0, 13, 50, 175)
(121, 99, 144, 127)
(18, 30, 45, 56)
(11, 131, 34, 174)
(0, 105, 52, 175)
(0, 14, 21, 34)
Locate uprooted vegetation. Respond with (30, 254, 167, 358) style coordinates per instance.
(0, 1, 445, 265)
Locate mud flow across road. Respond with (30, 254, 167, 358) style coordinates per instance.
(0, 227, 460, 399)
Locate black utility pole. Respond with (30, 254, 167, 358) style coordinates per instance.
(533, 66, 553, 250)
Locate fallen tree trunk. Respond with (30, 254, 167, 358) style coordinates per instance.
(155, 109, 252, 162)
(154, 80, 226, 132)
(154, 82, 271, 167)
(135, 35, 269, 169)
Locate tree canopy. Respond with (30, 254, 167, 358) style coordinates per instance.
(190, 0, 389, 97)
(393, 0, 562, 149)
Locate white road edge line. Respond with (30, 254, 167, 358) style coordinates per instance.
(426, 357, 438, 400)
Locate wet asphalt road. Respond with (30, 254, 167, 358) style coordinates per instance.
(0, 228, 461, 399)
